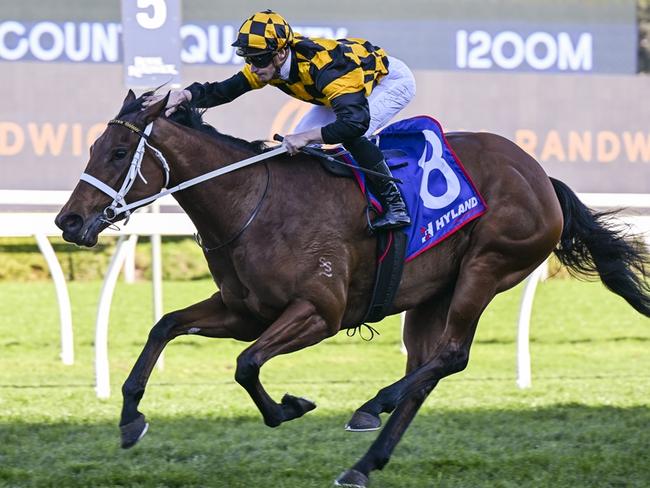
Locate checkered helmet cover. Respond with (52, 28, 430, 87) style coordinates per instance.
(231, 10, 294, 54)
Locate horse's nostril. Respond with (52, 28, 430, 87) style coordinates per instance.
(57, 213, 84, 234)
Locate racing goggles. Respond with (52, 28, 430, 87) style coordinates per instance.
(244, 51, 276, 68)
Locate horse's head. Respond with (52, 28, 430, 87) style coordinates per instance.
(55, 90, 170, 246)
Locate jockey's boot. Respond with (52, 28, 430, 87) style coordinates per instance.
(364, 159, 411, 232)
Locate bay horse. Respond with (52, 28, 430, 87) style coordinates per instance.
(55, 91, 650, 487)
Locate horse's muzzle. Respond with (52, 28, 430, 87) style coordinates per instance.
(55, 211, 100, 247)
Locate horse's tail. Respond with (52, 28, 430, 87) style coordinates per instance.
(550, 177, 650, 317)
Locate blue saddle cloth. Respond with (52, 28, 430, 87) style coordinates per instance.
(350, 116, 487, 261)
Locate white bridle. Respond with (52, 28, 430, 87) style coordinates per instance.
(80, 120, 169, 222)
(79, 118, 287, 223)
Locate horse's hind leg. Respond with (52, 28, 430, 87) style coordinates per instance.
(337, 262, 502, 487)
(335, 294, 453, 486)
(120, 292, 262, 448)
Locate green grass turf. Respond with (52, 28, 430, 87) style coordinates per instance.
(0, 278, 648, 487)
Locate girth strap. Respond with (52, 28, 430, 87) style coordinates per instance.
(347, 230, 407, 339)
(362, 231, 407, 324)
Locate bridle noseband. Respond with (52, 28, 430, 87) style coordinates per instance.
(80, 119, 170, 222)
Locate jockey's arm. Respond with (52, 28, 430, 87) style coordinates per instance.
(284, 91, 370, 155)
(321, 92, 370, 144)
(143, 72, 254, 116)
(185, 72, 254, 108)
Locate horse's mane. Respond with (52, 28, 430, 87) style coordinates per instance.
(117, 91, 266, 154)
(168, 102, 266, 154)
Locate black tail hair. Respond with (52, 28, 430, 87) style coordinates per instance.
(550, 177, 650, 316)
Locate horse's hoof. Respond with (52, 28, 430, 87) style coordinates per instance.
(120, 414, 149, 449)
(334, 469, 369, 487)
(281, 393, 317, 421)
(345, 410, 381, 432)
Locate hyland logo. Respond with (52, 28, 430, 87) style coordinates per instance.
(421, 222, 434, 243)
(435, 197, 479, 232)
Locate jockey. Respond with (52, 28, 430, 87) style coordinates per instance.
(151, 10, 416, 231)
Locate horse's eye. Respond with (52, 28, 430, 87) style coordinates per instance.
(114, 149, 128, 160)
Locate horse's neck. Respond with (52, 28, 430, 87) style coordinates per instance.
(153, 120, 264, 246)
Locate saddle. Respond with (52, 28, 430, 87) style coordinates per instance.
(315, 146, 409, 178)
(278, 115, 487, 327)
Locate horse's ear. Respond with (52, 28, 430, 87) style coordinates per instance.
(123, 89, 136, 106)
(141, 91, 170, 125)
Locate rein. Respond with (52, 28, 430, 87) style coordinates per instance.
(80, 119, 287, 224)
(195, 162, 271, 253)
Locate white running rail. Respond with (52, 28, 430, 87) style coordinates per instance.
(1, 190, 648, 395)
(0, 190, 194, 398)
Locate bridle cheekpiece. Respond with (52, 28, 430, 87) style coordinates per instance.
(79, 119, 170, 223)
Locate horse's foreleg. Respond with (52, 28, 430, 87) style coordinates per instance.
(120, 292, 262, 448)
(234, 298, 337, 427)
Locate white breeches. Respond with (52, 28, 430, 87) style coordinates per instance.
(292, 56, 416, 137)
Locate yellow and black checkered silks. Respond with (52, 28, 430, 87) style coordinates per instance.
(241, 34, 389, 106)
(185, 29, 391, 142)
(232, 10, 294, 53)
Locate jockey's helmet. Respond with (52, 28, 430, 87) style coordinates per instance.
(231, 10, 294, 56)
